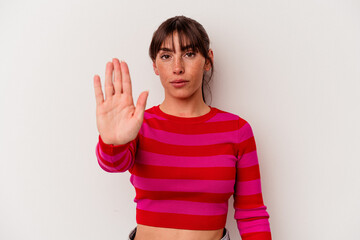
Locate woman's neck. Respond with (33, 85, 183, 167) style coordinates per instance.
(159, 100, 210, 118)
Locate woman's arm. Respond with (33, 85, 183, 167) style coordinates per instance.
(233, 118, 272, 240)
(95, 133, 139, 173)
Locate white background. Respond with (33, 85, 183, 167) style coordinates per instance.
(1, 0, 359, 239)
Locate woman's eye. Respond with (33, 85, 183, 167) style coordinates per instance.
(185, 52, 196, 57)
(160, 54, 170, 60)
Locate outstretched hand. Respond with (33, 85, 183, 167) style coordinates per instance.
(93, 58, 149, 145)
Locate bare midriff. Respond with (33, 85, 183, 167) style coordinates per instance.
(133, 224, 224, 240)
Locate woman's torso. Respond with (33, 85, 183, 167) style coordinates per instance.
(134, 224, 224, 240)
(130, 106, 237, 240)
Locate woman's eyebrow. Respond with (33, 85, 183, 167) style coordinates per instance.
(159, 47, 173, 52)
(159, 45, 195, 53)
(181, 45, 195, 51)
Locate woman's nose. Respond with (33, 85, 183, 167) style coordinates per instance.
(173, 56, 184, 74)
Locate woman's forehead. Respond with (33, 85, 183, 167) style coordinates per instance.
(161, 32, 192, 48)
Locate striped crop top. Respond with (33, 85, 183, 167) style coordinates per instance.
(95, 105, 272, 239)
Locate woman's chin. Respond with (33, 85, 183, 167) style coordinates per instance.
(166, 88, 202, 100)
(167, 92, 196, 100)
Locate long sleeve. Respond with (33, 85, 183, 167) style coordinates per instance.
(233, 119, 272, 239)
(95, 134, 139, 173)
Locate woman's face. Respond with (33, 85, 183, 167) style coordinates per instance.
(153, 31, 213, 102)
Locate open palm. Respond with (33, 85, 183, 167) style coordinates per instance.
(93, 58, 149, 145)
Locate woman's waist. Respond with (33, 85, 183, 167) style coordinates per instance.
(134, 224, 224, 240)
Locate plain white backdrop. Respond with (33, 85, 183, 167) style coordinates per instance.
(1, 0, 359, 239)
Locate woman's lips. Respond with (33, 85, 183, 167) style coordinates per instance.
(170, 80, 189, 88)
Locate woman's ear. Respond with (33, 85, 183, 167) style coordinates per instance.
(153, 61, 159, 75)
(204, 49, 214, 71)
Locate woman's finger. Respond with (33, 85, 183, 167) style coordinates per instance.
(121, 61, 133, 96)
(134, 90, 149, 119)
(93, 74, 104, 106)
(112, 58, 122, 94)
(104, 61, 114, 100)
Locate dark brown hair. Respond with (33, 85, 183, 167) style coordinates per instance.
(149, 15, 214, 104)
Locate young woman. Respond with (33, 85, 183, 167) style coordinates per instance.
(93, 16, 272, 240)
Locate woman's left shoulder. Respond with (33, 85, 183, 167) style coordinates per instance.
(211, 106, 249, 124)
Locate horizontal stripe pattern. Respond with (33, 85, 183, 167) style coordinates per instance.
(234, 193, 265, 209)
(237, 218, 271, 235)
(136, 199, 228, 216)
(130, 175, 235, 194)
(237, 151, 259, 168)
(134, 188, 232, 203)
(138, 134, 236, 156)
(139, 121, 239, 145)
(237, 164, 261, 181)
(241, 231, 272, 240)
(95, 105, 271, 238)
(136, 208, 227, 230)
(234, 205, 270, 219)
(235, 179, 263, 195)
(98, 133, 138, 156)
(98, 143, 128, 163)
(131, 162, 236, 180)
(136, 149, 236, 167)
(142, 117, 240, 136)
(205, 112, 240, 122)
(96, 143, 133, 172)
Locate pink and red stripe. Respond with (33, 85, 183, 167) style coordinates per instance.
(95, 105, 271, 239)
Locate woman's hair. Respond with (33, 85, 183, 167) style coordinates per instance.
(149, 15, 214, 104)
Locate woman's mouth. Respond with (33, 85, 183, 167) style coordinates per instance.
(170, 80, 189, 88)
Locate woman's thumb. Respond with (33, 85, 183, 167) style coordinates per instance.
(134, 91, 149, 118)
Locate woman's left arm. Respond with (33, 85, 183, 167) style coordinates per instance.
(233, 118, 272, 240)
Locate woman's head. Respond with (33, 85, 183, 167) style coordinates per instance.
(149, 15, 214, 104)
